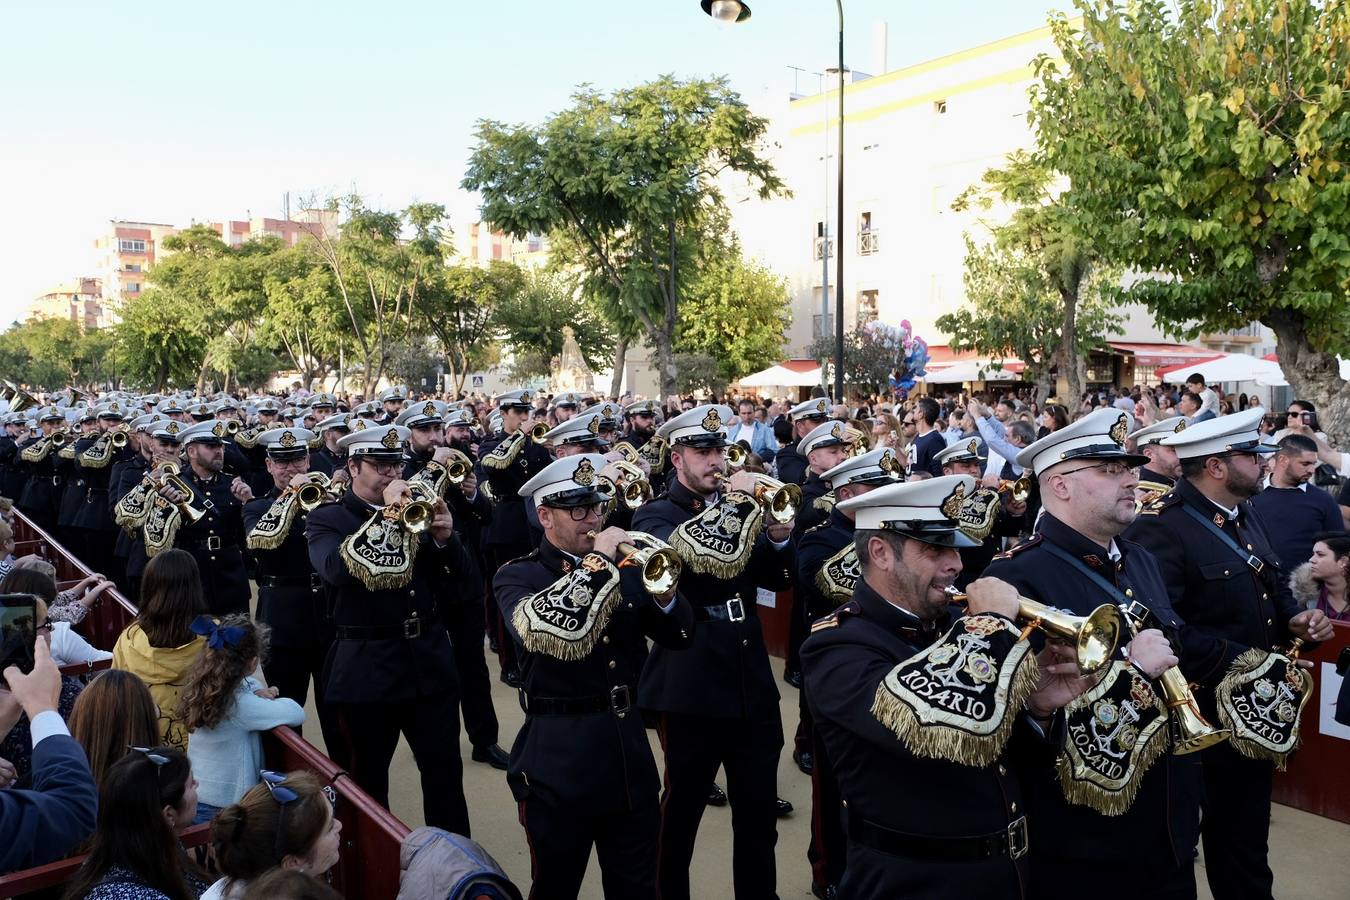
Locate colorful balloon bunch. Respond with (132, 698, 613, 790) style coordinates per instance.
(882, 319, 929, 396)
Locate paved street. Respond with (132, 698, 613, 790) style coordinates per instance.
(299, 642, 1350, 899)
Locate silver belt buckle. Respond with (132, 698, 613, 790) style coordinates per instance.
(1007, 816, 1029, 860)
(726, 597, 745, 622)
(609, 684, 631, 717)
(403, 616, 422, 639)
(206, 536, 222, 551)
(310, 572, 323, 591)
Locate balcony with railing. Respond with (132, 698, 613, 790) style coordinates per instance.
(858, 230, 880, 256)
(813, 237, 834, 261)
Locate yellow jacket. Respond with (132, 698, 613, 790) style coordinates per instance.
(112, 623, 205, 751)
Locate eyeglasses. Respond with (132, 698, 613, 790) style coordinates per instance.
(261, 769, 300, 860)
(360, 459, 403, 474)
(566, 503, 607, 522)
(129, 745, 170, 790)
(1056, 460, 1134, 478)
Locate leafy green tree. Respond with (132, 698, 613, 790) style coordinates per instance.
(463, 75, 787, 398)
(385, 338, 443, 393)
(672, 352, 729, 396)
(808, 324, 900, 396)
(420, 261, 524, 394)
(114, 289, 208, 391)
(675, 224, 790, 383)
(1031, 0, 1350, 438)
(259, 246, 347, 390)
(494, 269, 613, 380)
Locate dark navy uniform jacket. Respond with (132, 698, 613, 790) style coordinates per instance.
(985, 514, 1203, 869)
(18, 436, 61, 517)
(477, 430, 551, 551)
(243, 488, 333, 649)
(0, 434, 23, 500)
(306, 489, 474, 704)
(55, 438, 89, 530)
(308, 445, 345, 478)
(794, 470, 833, 537)
(801, 579, 1044, 899)
(956, 495, 1026, 591)
(632, 477, 794, 719)
(402, 453, 493, 552)
(795, 508, 854, 622)
(73, 440, 131, 533)
(494, 538, 695, 811)
(774, 441, 807, 486)
(176, 470, 251, 616)
(1123, 477, 1302, 706)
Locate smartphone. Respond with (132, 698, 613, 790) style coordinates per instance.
(1302, 411, 1320, 430)
(0, 594, 39, 676)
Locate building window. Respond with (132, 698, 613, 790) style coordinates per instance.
(812, 314, 835, 341)
(126, 283, 141, 293)
(857, 290, 879, 324)
(124, 264, 141, 273)
(813, 221, 833, 261)
(858, 212, 878, 255)
(119, 239, 146, 253)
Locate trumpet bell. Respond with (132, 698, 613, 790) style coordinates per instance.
(50, 430, 69, 447)
(110, 430, 129, 449)
(1158, 668, 1229, 754)
(630, 546, 682, 596)
(945, 587, 1124, 675)
(725, 444, 746, 468)
(297, 482, 327, 511)
(999, 475, 1032, 504)
(400, 499, 434, 532)
(529, 422, 550, 444)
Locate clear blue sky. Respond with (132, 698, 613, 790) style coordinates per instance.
(0, 0, 1073, 322)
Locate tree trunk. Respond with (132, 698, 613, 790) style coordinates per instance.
(659, 217, 680, 399)
(609, 336, 628, 399)
(1060, 286, 1083, 407)
(1268, 308, 1350, 446)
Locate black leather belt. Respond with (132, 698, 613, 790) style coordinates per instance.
(50, 476, 64, 486)
(335, 616, 427, 640)
(695, 597, 747, 622)
(847, 810, 1028, 861)
(187, 537, 231, 551)
(260, 573, 323, 590)
(521, 685, 632, 717)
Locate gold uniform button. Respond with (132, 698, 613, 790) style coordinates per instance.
(602, 635, 611, 645)
(1223, 570, 1230, 577)
(1266, 618, 1273, 626)
(1011, 802, 1018, 813)
(1124, 589, 1133, 598)
(742, 640, 749, 647)
(608, 660, 616, 670)
(1246, 544, 1254, 551)
(998, 765, 1007, 776)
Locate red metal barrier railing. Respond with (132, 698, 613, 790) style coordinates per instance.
(2, 511, 410, 896)
(1272, 621, 1350, 824)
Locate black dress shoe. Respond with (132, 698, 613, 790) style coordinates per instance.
(500, 668, 522, 688)
(472, 744, 510, 770)
(776, 797, 794, 817)
(784, 668, 803, 689)
(707, 783, 728, 807)
(811, 883, 838, 900)
(794, 750, 814, 776)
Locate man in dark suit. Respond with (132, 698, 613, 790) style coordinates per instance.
(774, 397, 833, 486)
(0, 639, 98, 872)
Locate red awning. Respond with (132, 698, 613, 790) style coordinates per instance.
(926, 346, 1014, 369)
(779, 359, 821, 373)
(1107, 342, 1216, 367)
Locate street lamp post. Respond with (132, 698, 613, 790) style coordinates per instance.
(702, 0, 847, 403)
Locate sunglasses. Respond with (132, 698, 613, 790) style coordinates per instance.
(129, 745, 171, 791)
(260, 769, 337, 860)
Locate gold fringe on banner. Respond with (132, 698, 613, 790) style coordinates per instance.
(667, 491, 763, 578)
(511, 554, 622, 660)
(1216, 648, 1312, 770)
(246, 491, 300, 551)
(813, 492, 836, 515)
(814, 543, 859, 603)
(339, 510, 419, 590)
(871, 615, 1037, 768)
(142, 497, 182, 558)
(639, 436, 668, 476)
(20, 437, 53, 463)
(1055, 661, 1170, 816)
(79, 435, 114, 469)
(481, 430, 525, 470)
(114, 482, 154, 532)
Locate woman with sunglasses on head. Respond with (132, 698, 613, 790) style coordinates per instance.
(62, 746, 210, 900)
(204, 770, 342, 900)
(177, 615, 305, 825)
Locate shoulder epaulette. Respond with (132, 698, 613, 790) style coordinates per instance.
(992, 533, 1041, 560)
(810, 599, 861, 633)
(1138, 490, 1180, 516)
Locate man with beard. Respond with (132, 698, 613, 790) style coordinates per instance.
(154, 419, 254, 615)
(309, 413, 350, 477)
(396, 398, 506, 770)
(1130, 419, 1187, 509)
(1125, 407, 1334, 900)
(622, 400, 660, 448)
(376, 387, 407, 425)
(19, 405, 76, 533)
(551, 392, 581, 423)
(984, 409, 1201, 899)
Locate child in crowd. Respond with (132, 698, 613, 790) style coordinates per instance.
(177, 615, 305, 824)
(69, 669, 164, 787)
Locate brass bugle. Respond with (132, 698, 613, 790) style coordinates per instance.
(1117, 603, 1228, 754)
(725, 444, 747, 469)
(50, 430, 71, 448)
(110, 430, 129, 449)
(714, 471, 801, 525)
(5, 384, 36, 413)
(944, 585, 1123, 674)
(391, 480, 437, 532)
(223, 419, 241, 436)
(998, 474, 1032, 504)
(529, 422, 550, 444)
(160, 471, 208, 525)
(587, 530, 682, 596)
(610, 460, 652, 511)
(295, 473, 331, 511)
(443, 448, 473, 485)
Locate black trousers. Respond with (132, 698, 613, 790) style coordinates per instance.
(519, 797, 659, 900)
(1031, 854, 1196, 899)
(264, 639, 349, 770)
(785, 588, 806, 676)
(447, 590, 498, 749)
(656, 711, 783, 900)
(807, 725, 846, 893)
(1200, 746, 1274, 900)
(337, 692, 471, 836)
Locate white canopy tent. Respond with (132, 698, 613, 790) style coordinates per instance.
(922, 360, 1023, 384)
(1254, 357, 1350, 388)
(738, 363, 823, 388)
(1156, 352, 1284, 384)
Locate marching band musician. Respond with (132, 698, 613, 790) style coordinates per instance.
(795, 446, 905, 900)
(73, 402, 133, 582)
(550, 391, 581, 423)
(305, 422, 475, 835)
(1129, 418, 1187, 509)
(18, 404, 75, 532)
(480, 389, 554, 688)
(308, 412, 350, 477)
(631, 403, 796, 900)
(800, 476, 1092, 899)
(935, 437, 1027, 588)
(542, 411, 610, 459)
(0, 413, 26, 501)
(793, 420, 857, 537)
(150, 419, 254, 615)
(55, 407, 97, 552)
(241, 426, 345, 765)
(110, 413, 163, 601)
(375, 387, 407, 425)
(397, 398, 508, 772)
(774, 397, 834, 487)
(984, 409, 1203, 899)
(1124, 408, 1335, 900)
(494, 453, 694, 899)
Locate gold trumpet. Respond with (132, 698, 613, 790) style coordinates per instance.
(294, 473, 332, 511)
(156, 464, 208, 525)
(50, 429, 71, 448)
(443, 449, 473, 485)
(110, 429, 129, 449)
(389, 481, 436, 533)
(1117, 603, 1228, 754)
(529, 422, 550, 444)
(998, 474, 1033, 504)
(587, 530, 682, 597)
(608, 461, 652, 511)
(725, 444, 747, 469)
(223, 419, 241, 436)
(714, 471, 801, 525)
(945, 585, 1123, 675)
(3, 383, 37, 413)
